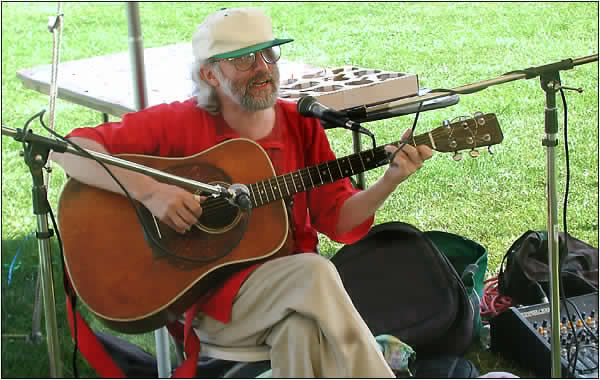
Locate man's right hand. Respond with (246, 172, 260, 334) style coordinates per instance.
(51, 137, 205, 234)
(139, 182, 205, 234)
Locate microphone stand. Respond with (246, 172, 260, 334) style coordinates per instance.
(356, 53, 597, 378)
(3, 118, 64, 378)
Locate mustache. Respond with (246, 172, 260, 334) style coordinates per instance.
(248, 73, 275, 86)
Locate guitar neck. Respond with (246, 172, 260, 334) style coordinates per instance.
(249, 133, 431, 208)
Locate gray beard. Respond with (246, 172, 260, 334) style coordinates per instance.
(215, 66, 280, 112)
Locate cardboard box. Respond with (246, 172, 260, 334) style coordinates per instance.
(279, 65, 419, 111)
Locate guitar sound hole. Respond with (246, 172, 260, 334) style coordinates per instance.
(196, 200, 241, 233)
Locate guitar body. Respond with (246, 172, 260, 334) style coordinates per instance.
(58, 139, 290, 333)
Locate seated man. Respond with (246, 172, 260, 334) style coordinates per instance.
(52, 7, 432, 377)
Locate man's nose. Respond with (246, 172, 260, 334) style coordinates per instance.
(252, 52, 270, 72)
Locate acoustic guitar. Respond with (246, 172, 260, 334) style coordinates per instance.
(58, 113, 503, 333)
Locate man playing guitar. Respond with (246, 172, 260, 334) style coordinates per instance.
(52, 7, 432, 377)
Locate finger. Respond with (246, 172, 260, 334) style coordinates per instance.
(193, 194, 207, 203)
(386, 143, 418, 165)
(418, 145, 433, 160)
(400, 129, 432, 160)
(400, 143, 422, 165)
(393, 150, 417, 171)
(186, 195, 205, 218)
(167, 213, 189, 234)
(384, 144, 397, 154)
(384, 145, 401, 167)
(177, 205, 199, 226)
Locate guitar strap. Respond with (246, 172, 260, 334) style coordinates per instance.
(63, 270, 201, 378)
(63, 271, 126, 378)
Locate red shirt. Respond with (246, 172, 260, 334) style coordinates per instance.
(67, 98, 374, 323)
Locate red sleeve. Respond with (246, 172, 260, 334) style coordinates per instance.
(66, 100, 204, 157)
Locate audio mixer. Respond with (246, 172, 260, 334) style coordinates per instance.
(490, 292, 598, 378)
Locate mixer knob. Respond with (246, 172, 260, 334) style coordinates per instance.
(586, 316, 595, 329)
(560, 322, 567, 335)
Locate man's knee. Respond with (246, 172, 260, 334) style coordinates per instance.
(268, 312, 320, 345)
(294, 253, 340, 281)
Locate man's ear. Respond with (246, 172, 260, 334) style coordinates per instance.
(199, 64, 220, 88)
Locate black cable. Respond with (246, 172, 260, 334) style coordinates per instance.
(558, 87, 579, 377)
(553, 87, 599, 377)
(48, 204, 78, 378)
(386, 101, 424, 164)
(559, 87, 571, 268)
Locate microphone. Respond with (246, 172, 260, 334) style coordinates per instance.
(297, 96, 363, 132)
(227, 184, 252, 211)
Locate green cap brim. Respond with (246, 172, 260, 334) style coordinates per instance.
(212, 38, 294, 59)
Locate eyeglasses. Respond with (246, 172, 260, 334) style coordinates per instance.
(212, 45, 281, 72)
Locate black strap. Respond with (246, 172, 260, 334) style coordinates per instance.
(447, 357, 459, 378)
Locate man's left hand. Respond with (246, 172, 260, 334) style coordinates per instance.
(383, 129, 433, 185)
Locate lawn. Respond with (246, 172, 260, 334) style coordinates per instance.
(1, 2, 598, 378)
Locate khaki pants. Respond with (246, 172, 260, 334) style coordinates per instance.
(192, 253, 395, 378)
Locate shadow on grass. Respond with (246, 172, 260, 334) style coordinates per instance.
(2, 235, 98, 377)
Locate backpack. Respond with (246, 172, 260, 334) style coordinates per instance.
(330, 222, 488, 358)
(94, 331, 158, 378)
(498, 230, 598, 306)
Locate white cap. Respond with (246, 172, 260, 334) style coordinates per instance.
(192, 8, 293, 61)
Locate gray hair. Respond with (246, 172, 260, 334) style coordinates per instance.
(191, 59, 221, 115)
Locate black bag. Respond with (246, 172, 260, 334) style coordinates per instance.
(498, 230, 598, 306)
(96, 331, 240, 378)
(331, 222, 486, 358)
(95, 331, 158, 378)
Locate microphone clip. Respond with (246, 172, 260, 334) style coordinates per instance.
(226, 183, 252, 211)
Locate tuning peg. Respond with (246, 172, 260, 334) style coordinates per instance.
(452, 152, 463, 161)
(469, 149, 480, 158)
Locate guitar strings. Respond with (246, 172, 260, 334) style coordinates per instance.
(198, 120, 490, 218)
(200, 141, 417, 216)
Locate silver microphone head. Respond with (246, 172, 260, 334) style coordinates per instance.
(297, 95, 317, 116)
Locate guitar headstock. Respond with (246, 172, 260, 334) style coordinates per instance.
(430, 113, 503, 160)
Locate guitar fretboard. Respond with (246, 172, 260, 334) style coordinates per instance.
(249, 134, 431, 207)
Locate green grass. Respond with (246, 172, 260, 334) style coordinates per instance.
(2, 2, 598, 378)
